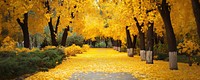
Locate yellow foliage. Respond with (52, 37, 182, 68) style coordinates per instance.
(177, 39, 200, 56)
(15, 48, 39, 53)
(15, 48, 30, 53)
(64, 44, 83, 56)
(0, 36, 16, 51)
(43, 46, 57, 50)
(82, 44, 90, 52)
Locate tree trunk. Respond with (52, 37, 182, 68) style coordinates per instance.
(48, 18, 58, 46)
(158, 0, 178, 70)
(191, 0, 200, 38)
(61, 26, 69, 46)
(188, 56, 192, 66)
(132, 35, 137, 54)
(105, 38, 108, 48)
(159, 36, 164, 44)
(35, 35, 38, 47)
(111, 38, 114, 47)
(16, 13, 30, 48)
(146, 22, 154, 64)
(134, 17, 146, 61)
(139, 33, 146, 61)
(55, 16, 60, 34)
(154, 33, 159, 45)
(111, 38, 117, 50)
(92, 41, 96, 47)
(126, 26, 134, 57)
(116, 40, 121, 52)
(154, 32, 158, 55)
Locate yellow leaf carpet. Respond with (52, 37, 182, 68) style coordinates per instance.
(26, 48, 200, 80)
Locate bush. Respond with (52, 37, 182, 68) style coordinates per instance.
(43, 46, 57, 51)
(82, 44, 90, 52)
(177, 55, 200, 65)
(155, 53, 168, 60)
(64, 44, 83, 56)
(0, 36, 16, 51)
(177, 39, 200, 56)
(0, 48, 65, 79)
(0, 51, 16, 58)
(41, 49, 65, 68)
(95, 41, 106, 48)
(154, 43, 168, 54)
(66, 33, 84, 47)
(120, 45, 127, 52)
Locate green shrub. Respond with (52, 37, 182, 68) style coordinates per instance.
(155, 53, 168, 60)
(154, 43, 168, 54)
(66, 33, 84, 47)
(95, 41, 106, 48)
(0, 48, 66, 79)
(0, 51, 16, 58)
(193, 56, 200, 65)
(41, 49, 65, 68)
(120, 45, 127, 52)
(177, 55, 200, 65)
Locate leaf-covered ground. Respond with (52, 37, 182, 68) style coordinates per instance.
(26, 48, 200, 80)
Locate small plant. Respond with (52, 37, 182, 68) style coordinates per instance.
(177, 39, 200, 66)
(0, 36, 16, 51)
(64, 44, 83, 56)
(66, 33, 84, 47)
(95, 41, 106, 48)
(43, 46, 57, 50)
(82, 44, 90, 52)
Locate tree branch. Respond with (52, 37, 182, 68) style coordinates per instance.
(16, 18, 24, 28)
(55, 16, 60, 33)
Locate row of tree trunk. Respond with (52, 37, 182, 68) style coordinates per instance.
(124, 0, 179, 70)
(48, 16, 70, 47)
(111, 38, 122, 52)
(126, 26, 137, 57)
(125, 0, 200, 70)
(16, 1, 72, 48)
(125, 0, 178, 70)
(191, 0, 200, 38)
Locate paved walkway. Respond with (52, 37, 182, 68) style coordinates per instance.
(69, 72, 137, 80)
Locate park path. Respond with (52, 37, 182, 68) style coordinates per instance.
(26, 48, 200, 80)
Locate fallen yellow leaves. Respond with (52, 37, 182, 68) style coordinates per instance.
(26, 48, 200, 80)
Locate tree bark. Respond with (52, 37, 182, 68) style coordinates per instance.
(111, 38, 117, 50)
(111, 38, 114, 47)
(105, 38, 108, 48)
(191, 0, 200, 38)
(126, 26, 134, 57)
(134, 17, 146, 61)
(116, 40, 121, 52)
(61, 26, 69, 46)
(154, 33, 159, 45)
(16, 13, 30, 48)
(132, 35, 137, 54)
(35, 35, 38, 47)
(92, 41, 96, 47)
(45, 0, 60, 46)
(157, 0, 178, 70)
(146, 22, 154, 64)
(154, 32, 159, 55)
(188, 56, 192, 66)
(55, 16, 60, 34)
(48, 17, 58, 46)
